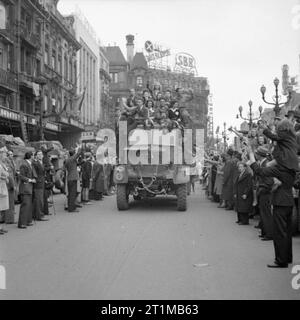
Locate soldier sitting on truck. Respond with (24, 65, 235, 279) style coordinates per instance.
(127, 97, 150, 132)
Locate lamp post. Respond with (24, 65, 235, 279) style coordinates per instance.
(34, 76, 47, 141)
(237, 100, 263, 129)
(260, 78, 292, 117)
(222, 122, 230, 151)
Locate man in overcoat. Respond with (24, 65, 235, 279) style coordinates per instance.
(18, 152, 37, 228)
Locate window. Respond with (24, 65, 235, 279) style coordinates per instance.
(35, 59, 41, 77)
(64, 55, 68, 79)
(25, 50, 31, 75)
(44, 44, 49, 65)
(136, 76, 143, 87)
(44, 94, 48, 112)
(0, 1, 6, 29)
(58, 54, 62, 74)
(110, 73, 118, 83)
(20, 47, 25, 72)
(51, 49, 56, 70)
(0, 48, 3, 68)
(35, 21, 41, 39)
(25, 97, 32, 114)
(20, 95, 25, 112)
(69, 60, 72, 82)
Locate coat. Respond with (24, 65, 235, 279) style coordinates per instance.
(222, 159, 234, 201)
(64, 150, 81, 181)
(19, 160, 37, 195)
(250, 162, 295, 207)
(92, 161, 104, 193)
(234, 170, 254, 213)
(81, 160, 92, 188)
(32, 160, 45, 189)
(0, 162, 9, 211)
(214, 163, 224, 196)
(263, 128, 299, 171)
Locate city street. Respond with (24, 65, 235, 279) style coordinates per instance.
(0, 185, 299, 300)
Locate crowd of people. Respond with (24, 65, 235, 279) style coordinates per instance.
(202, 109, 300, 268)
(118, 86, 193, 132)
(0, 142, 115, 234)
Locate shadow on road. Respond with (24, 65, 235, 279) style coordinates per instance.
(125, 195, 180, 213)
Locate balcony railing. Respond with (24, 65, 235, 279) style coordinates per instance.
(0, 68, 17, 91)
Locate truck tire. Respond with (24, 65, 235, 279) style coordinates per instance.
(117, 184, 129, 210)
(133, 195, 142, 201)
(177, 184, 187, 211)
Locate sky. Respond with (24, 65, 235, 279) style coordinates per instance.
(58, 0, 300, 134)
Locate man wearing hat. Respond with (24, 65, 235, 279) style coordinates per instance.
(255, 146, 274, 241)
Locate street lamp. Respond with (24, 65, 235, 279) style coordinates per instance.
(222, 122, 230, 151)
(237, 100, 263, 129)
(260, 77, 292, 117)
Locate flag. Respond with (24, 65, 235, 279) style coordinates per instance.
(78, 86, 87, 112)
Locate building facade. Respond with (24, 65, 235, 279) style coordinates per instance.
(65, 11, 100, 128)
(0, 0, 85, 149)
(99, 46, 113, 129)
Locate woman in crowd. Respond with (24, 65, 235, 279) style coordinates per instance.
(4, 150, 16, 224)
(0, 146, 10, 234)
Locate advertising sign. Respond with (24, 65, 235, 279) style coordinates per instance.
(174, 52, 197, 75)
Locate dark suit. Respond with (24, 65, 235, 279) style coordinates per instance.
(257, 158, 274, 238)
(263, 128, 298, 171)
(32, 160, 45, 220)
(64, 150, 81, 212)
(18, 160, 37, 227)
(234, 170, 253, 224)
(222, 159, 234, 208)
(251, 162, 295, 265)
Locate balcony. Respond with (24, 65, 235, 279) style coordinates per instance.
(0, 68, 17, 92)
(19, 21, 41, 50)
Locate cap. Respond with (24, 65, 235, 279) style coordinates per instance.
(255, 146, 269, 158)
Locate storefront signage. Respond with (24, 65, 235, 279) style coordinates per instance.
(45, 122, 60, 132)
(0, 107, 20, 121)
(81, 131, 95, 141)
(174, 52, 197, 75)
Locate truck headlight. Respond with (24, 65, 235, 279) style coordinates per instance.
(115, 166, 125, 181)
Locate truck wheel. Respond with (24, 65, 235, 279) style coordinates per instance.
(117, 184, 129, 210)
(133, 195, 142, 201)
(177, 184, 187, 211)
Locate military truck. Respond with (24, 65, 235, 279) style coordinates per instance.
(114, 128, 191, 211)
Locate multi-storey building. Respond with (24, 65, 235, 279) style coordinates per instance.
(65, 10, 100, 127)
(99, 46, 113, 129)
(0, 0, 84, 149)
(105, 35, 210, 134)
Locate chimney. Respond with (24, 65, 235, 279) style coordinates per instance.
(126, 34, 134, 64)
